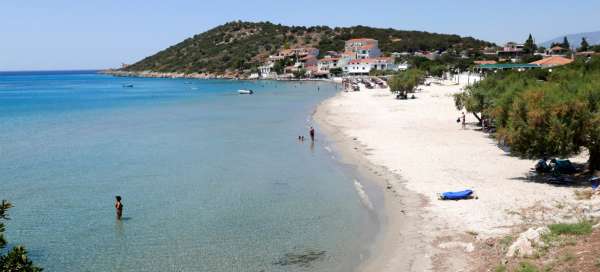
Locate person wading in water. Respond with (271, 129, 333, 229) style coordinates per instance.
(309, 127, 315, 142)
(115, 196, 123, 220)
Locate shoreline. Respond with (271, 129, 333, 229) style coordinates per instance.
(100, 69, 343, 82)
(314, 92, 433, 272)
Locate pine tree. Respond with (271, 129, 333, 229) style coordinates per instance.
(562, 36, 570, 49)
(523, 34, 537, 54)
(580, 37, 590, 52)
(0, 200, 42, 272)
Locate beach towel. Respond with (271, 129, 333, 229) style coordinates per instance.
(440, 189, 473, 200)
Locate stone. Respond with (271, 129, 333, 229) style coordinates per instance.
(506, 227, 550, 258)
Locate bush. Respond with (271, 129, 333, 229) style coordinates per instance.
(548, 221, 593, 235)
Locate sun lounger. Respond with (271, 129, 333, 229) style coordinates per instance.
(438, 189, 474, 200)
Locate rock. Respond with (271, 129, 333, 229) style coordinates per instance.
(485, 238, 495, 247)
(506, 227, 550, 258)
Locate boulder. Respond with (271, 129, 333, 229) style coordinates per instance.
(506, 227, 550, 258)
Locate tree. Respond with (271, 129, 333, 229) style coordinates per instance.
(0, 200, 42, 272)
(453, 57, 600, 171)
(292, 68, 307, 79)
(329, 68, 343, 77)
(523, 34, 537, 54)
(562, 36, 570, 50)
(579, 37, 590, 52)
(389, 69, 425, 99)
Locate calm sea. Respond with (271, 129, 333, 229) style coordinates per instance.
(0, 71, 379, 272)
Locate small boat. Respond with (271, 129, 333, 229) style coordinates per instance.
(122, 84, 134, 88)
(238, 89, 254, 95)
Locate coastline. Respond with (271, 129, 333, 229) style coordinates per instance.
(313, 74, 594, 271)
(100, 69, 343, 82)
(314, 97, 433, 272)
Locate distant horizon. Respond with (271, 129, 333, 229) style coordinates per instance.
(3, 0, 600, 70)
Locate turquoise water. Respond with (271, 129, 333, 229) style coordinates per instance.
(0, 71, 378, 272)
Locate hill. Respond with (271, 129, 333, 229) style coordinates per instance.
(540, 30, 600, 48)
(122, 21, 494, 75)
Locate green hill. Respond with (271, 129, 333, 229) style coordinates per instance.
(122, 21, 494, 74)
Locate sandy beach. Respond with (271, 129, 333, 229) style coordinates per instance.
(315, 74, 593, 271)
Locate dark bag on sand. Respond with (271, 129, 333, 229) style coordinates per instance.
(456, 118, 460, 123)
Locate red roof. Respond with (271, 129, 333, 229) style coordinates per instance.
(530, 56, 573, 66)
(347, 38, 376, 43)
(319, 57, 339, 62)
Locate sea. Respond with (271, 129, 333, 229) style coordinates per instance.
(0, 71, 381, 272)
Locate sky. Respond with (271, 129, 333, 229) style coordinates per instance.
(2, 0, 600, 71)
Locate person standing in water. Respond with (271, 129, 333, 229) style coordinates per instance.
(309, 127, 315, 141)
(115, 196, 123, 220)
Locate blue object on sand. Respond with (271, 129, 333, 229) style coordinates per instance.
(441, 190, 474, 200)
(591, 177, 600, 190)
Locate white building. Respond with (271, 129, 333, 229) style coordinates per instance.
(347, 57, 397, 75)
(258, 62, 276, 79)
(317, 57, 340, 71)
(344, 38, 382, 59)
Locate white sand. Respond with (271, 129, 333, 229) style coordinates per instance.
(315, 74, 589, 271)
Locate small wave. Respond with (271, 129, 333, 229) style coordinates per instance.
(353, 180, 374, 210)
(324, 146, 332, 153)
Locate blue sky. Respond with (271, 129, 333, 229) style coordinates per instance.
(2, 0, 600, 71)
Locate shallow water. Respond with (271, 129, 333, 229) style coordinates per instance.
(0, 71, 377, 272)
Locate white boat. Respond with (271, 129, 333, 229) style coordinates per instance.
(238, 89, 254, 94)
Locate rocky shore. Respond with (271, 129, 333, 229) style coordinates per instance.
(100, 69, 245, 80)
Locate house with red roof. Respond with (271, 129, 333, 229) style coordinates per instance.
(530, 55, 573, 68)
(344, 38, 382, 59)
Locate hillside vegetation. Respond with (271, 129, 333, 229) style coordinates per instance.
(123, 21, 493, 74)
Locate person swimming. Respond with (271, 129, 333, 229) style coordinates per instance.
(115, 196, 123, 220)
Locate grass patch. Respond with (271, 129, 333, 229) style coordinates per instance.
(516, 261, 539, 272)
(494, 264, 507, 272)
(499, 235, 513, 251)
(595, 257, 600, 269)
(548, 221, 593, 236)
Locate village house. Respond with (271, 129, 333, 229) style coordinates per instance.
(347, 57, 397, 75)
(530, 55, 574, 68)
(317, 57, 340, 73)
(546, 45, 569, 56)
(497, 42, 525, 62)
(344, 38, 382, 59)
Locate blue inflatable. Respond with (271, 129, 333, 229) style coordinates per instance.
(441, 189, 474, 200)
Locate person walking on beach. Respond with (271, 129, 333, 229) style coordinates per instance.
(461, 112, 466, 129)
(115, 196, 123, 220)
(309, 127, 315, 141)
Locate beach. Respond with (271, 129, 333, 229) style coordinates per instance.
(315, 74, 591, 271)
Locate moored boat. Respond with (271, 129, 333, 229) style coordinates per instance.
(238, 89, 254, 94)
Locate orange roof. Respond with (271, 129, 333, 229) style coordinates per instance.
(550, 46, 565, 51)
(530, 56, 573, 66)
(474, 60, 497, 65)
(347, 38, 376, 42)
(319, 57, 339, 62)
